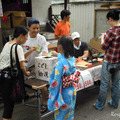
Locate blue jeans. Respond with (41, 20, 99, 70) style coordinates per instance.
(95, 60, 120, 110)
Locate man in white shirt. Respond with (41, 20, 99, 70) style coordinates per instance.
(22, 18, 48, 113)
(22, 18, 48, 68)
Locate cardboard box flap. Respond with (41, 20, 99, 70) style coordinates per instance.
(3, 11, 26, 17)
(12, 11, 26, 17)
(89, 38, 104, 53)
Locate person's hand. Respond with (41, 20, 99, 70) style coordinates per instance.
(24, 57, 29, 63)
(42, 52, 48, 56)
(76, 57, 83, 63)
(76, 58, 79, 63)
(99, 33, 105, 39)
(78, 57, 82, 61)
(30, 47, 36, 52)
(25, 71, 31, 76)
(52, 51, 58, 56)
(25, 71, 32, 76)
(101, 33, 106, 38)
(101, 33, 106, 35)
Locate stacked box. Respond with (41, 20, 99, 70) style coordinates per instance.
(1, 11, 26, 28)
(35, 56, 58, 81)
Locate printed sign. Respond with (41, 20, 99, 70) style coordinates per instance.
(76, 75, 84, 91)
(35, 56, 58, 81)
(87, 65, 102, 82)
(80, 70, 94, 88)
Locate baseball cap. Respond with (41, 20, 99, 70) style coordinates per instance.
(71, 32, 80, 40)
(28, 18, 39, 27)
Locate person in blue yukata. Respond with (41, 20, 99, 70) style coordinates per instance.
(47, 35, 77, 120)
(94, 8, 120, 110)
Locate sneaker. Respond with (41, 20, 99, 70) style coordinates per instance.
(108, 101, 118, 109)
(93, 104, 103, 111)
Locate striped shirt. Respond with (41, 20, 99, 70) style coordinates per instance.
(101, 26, 120, 64)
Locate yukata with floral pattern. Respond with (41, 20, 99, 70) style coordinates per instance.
(48, 53, 76, 120)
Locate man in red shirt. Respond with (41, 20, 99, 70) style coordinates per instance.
(55, 10, 71, 40)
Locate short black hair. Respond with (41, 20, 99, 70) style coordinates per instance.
(60, 10, 71, 20)
(13, 25, 28, 39)
(107, 8, 120, 21)
(58, 35, 74, 58)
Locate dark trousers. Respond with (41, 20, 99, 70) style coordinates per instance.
(0, 78, 15, 119)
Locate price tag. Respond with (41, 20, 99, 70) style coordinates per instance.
(76, 75, 84, 91)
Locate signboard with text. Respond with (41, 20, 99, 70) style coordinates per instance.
(35, 56, 58, 81)
(76, 69, 94, 91)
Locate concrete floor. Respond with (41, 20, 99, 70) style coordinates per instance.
(0, 84, 120, 120)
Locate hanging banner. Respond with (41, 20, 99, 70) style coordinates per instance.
(0, 0, 3, 17)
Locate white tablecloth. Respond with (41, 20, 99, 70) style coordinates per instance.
(76, 65, 102, 91)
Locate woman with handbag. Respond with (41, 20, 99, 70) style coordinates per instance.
(0, 26, 35, 120)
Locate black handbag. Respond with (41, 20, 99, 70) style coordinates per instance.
(0, 69, 11, 83)
(10, 44, 26, 103)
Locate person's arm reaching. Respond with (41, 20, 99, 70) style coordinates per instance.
(24, 47, 36, 58)
(81, 50, 89, 58)
(20, 61, 31, 76)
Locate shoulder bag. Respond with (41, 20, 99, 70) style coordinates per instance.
(10, 44, 26, 103)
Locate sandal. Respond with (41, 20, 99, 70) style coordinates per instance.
(93, 104, 103, 111)
(93, 104, 98, 110)
(41, 104, 48, 113)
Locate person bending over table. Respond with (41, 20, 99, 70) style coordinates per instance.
(0, 26, 34, 120)
(22, 18, 48, 113)
(71, 32, 89, 62)
(55, 9, 71, 40)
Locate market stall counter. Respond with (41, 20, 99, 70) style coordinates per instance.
(23, 60, 102, 120)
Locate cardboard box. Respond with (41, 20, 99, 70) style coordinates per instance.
(89, 38, 104, 53)
(35, 56, 58, 81)
(1, 11, 26, 28)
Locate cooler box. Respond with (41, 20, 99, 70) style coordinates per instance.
(35, 56, 58, 81)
